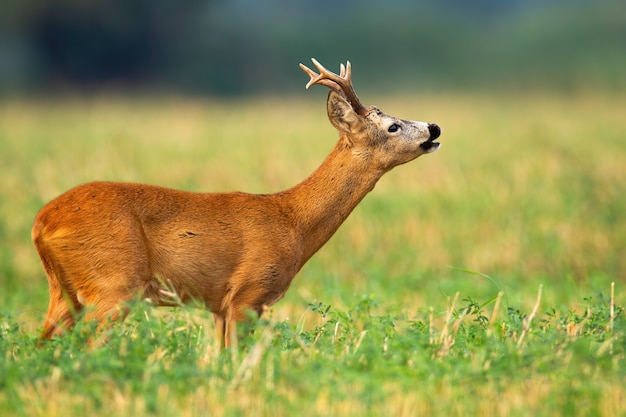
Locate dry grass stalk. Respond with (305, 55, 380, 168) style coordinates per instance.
(437, 292, 462, 357)
(609, 281, 615, 333)
(488, 291, 504, 335)
(517, 284, 542, 347)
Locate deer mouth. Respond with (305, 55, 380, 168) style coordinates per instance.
(420, 123, 441, 152)
(420, 139, 441, 153)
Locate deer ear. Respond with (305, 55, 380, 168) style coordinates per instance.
(327, 91, 361, 134)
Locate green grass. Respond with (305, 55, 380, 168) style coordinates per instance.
(1, 91, 625, 416)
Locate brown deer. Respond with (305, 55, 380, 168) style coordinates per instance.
(32, 59, 441, 348)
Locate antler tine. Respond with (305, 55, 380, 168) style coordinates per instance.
(341, 61, 353, 80)
(299, 58, 368, 116)
(339, 63, 346, 78)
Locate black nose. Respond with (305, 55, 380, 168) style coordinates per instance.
(428, 123, 441, 140)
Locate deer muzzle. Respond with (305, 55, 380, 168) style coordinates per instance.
(428, 123, 441, 140)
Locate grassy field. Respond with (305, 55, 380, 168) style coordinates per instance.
(0, 91, 624, 416)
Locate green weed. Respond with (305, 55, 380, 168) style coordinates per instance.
(1, 288, 624, 416)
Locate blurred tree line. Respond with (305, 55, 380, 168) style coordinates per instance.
(0, 0, 624, 95)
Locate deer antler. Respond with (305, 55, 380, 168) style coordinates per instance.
(299, 58, 368, 116)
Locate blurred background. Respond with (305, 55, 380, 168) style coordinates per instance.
(0, 0, 624, 320)
(1, 0, 624, 96)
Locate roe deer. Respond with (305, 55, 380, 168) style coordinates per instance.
(32, 59, 442, 348)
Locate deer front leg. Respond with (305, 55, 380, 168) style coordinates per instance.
(219, 303, 266, 349)
(213, 313, 226, 349)
(212, 311, 243, 349)
(224, 314, 238, 350)
(218, 266, 283, 349)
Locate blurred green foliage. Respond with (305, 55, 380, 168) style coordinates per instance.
(1, 0, 624, 95)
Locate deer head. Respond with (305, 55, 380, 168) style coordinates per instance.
(300, 58, 441, 171)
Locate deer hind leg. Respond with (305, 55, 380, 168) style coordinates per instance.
(34, 243, 83, 340)
(40, 270, 83, 340)
(78, 259, 153, 338)
(49, 251, 150, 342)
(82, 291, 133, 331)
(34, 214, 152, 344)
(40, 269, 137, 342)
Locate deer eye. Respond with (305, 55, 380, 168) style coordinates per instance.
(388, 123, 401, 133)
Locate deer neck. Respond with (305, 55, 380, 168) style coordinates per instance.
(280, 139, 385, 267)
